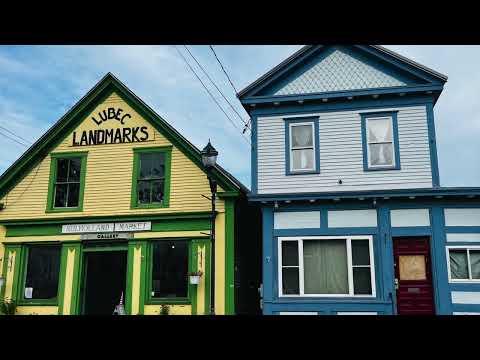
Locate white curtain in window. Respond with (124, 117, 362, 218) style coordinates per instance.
(368, 118, 394, 166)
(303, 240, 349, 294)
(470, 251, 480, 279)
(450, 250, 469, 279)
(292, 125, 313, 147)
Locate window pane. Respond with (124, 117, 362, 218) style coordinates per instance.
(369, 143, 393, 166)
(291, 125, 313, 148)
(303, 240, 348, 294)
(449, 250, 469, 279)
(292, 149, 314, 170)
(54, 184, 68, 208)
(151, 241, 188, 298)
(352, 240, 370, 266)
(56, 158, 69, 182)
(151, 180, 164, 203)
(282, 268, 299, 295)
(24, 246, 61, 300)
(67, 183, 80, 207)
(368, 118, 392, 142)
(353, 267, 372, 295)
(151, 153, 165, 178)
(68, 158, 81, 182)
(137, 181, 151, 204)
(139, 153, 153, 179)
(282, 241, 299, 266)
(470, 250, 480, 279)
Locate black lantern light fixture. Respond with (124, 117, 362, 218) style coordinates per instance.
(201, 140, 218, 315)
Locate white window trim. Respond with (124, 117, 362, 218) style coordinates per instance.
(366, 116, 396, 169)
(289, 122, 316, 173)
(278, 235, 376, 298)
(446, 245, 480, 283)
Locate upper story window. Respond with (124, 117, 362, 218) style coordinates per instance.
(22, 245, 61, 302)
(47, 152, 87, 212)
(279, 236, 376, 297)
(447, 247, 480, 282)
(285, 117, 320, 175)
(361, 112, 400, 171)
(131, 147, 171, 208)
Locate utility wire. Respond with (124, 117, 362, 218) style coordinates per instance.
(0, 130, 30, 147)
(0, 124, 33, 145)
(208, 45, 239, 94)
(183, 45, 250, 131)
(208, 45, 251, 134)
(175, 46, 251, 146)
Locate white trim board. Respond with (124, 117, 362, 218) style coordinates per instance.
(446, 233, 480, 243)
(274, 211, 321, 229)
(390, 209, 430, 227)
(451, 291, 480, 304)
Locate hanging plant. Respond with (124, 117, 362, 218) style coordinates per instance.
(160, 304, 170, 315)
(0, 299, 17, 315)
(188, 271, 203, 285)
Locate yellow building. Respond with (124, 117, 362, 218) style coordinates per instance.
(0, 73, 260, 315)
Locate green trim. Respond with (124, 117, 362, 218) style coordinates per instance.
(130, 147, 172, 209)
(1, 244, 22, 302)
(69, 243, 82, 315)
(138, 241, 147, 315)
(125, 242, 135, 314)
(190, 242, 198, 315)
(224, 198, 235, 315)
(16, 244, 61, 306)
(204, 240, 211, 314)
(0, 211, 212, 226)
(5, 219, 210, 238)
(217, 191, 241, 199)
(57, 245, 69, 314)
(46, 152, 88, 213)
(82, 246, 128, 252)
(0, 75, 244, 208)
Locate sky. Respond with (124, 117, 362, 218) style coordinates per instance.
(0, 45, 479, 189)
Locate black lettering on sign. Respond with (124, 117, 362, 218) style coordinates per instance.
(71, 107, 153, 146)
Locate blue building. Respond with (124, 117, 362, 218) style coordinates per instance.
(238, 45, 480, 315)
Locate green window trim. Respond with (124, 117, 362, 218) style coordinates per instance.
(46, 152, 88, 213)
(16, 243, 62, 306)
(144, 239, 195, 305)
(130, 146, 172, 209)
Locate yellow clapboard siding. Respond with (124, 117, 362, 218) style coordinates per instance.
(144, 304, 192, 315)
(16, 306, 59, 315)
(0, 92, 227, 220)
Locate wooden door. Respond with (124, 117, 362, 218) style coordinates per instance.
(393, 237, 435, 315)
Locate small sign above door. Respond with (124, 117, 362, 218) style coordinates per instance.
(80, 233, 134, 240)
(62, 221, 151, 234)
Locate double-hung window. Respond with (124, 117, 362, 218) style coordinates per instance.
(285, 118, 319, 175)
(131, 147, 171, 208)
(279, 236, 376, 297)
(47, 153, 87, 212)
(21, 245, 61, 302)
(447, 247, 480, 282)
(361, 112, 400, 171)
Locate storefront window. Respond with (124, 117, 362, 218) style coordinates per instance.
(151, 241, 188, 298)
(23, 245, 61, 300)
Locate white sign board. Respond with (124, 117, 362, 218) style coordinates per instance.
(62, 221, 151, 234)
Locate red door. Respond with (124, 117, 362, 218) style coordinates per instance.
(393, 237, 435, 315)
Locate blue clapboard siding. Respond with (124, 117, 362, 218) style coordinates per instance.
(256, 105, 432, 194)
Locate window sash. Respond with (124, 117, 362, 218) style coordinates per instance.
(53, 158, 82, 208)
(289, 122, 316, 172)
(365, 117, 395, 168)
(279, 236, 375, 297)
(136, 152, 167, 205)
(448, 247, 480, 282)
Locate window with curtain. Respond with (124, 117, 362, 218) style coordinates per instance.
(23, 245, 61, 300)
(289, 122, 315, 172)
(449, 248, 480, 281)
(366, 116, 395, 168)
(280, 236, 375, 297)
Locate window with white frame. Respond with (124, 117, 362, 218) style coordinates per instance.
(289, 122, 316, 172)
(279, 236, 376, 297)
(365, 116, 396, 168)
(447, 247, 480, 282)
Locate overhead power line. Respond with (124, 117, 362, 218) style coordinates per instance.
(174, 46, 251, 146)
(183, 45, 250, 131)
(0, 124, 33, 145)
(0, 130, 30, 148)
(208, 45, 239, 94)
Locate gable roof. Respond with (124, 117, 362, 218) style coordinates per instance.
(0, 73, 248, 199)
(237, 45, 447, 102)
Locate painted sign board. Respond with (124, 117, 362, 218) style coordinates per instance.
(62, 221, 151, 234)
(80, 233, 134, 240)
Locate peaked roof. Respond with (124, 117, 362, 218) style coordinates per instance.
(237, 45, 448, 100)
(0, 73, 248, 199)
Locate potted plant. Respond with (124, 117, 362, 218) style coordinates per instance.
(160, 304, 170, 315)
(188, 271, 203, 285)
(0, 298, 16, 315)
